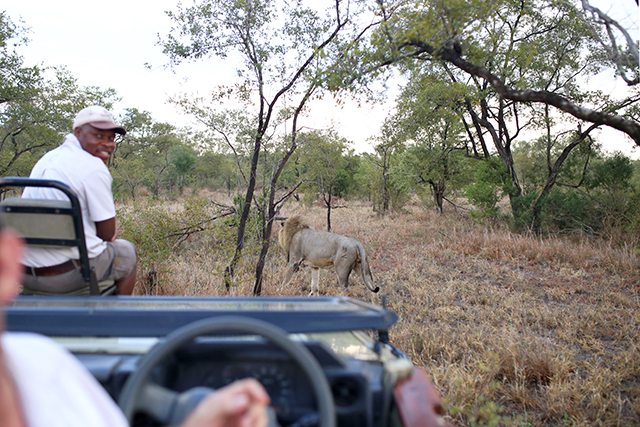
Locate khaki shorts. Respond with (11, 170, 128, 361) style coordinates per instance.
(22, 239, 136, 294)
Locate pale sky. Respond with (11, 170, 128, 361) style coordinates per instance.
(2, 0, 639, 158)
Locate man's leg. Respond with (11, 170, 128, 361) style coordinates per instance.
(115, 256, 137, 295)
(109, 240, 137, 295)
(93, 240, 137, 295)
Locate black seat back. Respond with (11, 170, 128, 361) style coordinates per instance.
(0, 177, 114, 295)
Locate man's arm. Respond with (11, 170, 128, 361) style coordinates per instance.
(96, 218, 116, 242)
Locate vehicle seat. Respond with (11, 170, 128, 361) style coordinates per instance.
(0, 177, 116, 296)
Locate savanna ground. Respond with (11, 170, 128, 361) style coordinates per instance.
(121, 195, 640, 427)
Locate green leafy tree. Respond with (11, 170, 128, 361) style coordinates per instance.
(384, 74, 471, 213)
(341, 0, 639, 230)
(587, 152, 634, 191)
(350, 153, 376, 201)
(518, 105, 602, 233)
(465, 157, 511, 221)
(168, 143, 197, 195)
(582, 153, 638, 243)
(514, 134, 638, 240)
(1, 13, 118, 178)
(111, 156, 152, 200)
(297, 130, 348, 231)
(366, 0, 640, 143)
(113, 109, 186, 198)
(366, 140, 413, 214)
(195, 151, 238, 196)
(338, 150, 363, 198)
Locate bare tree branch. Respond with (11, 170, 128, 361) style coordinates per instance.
(580, 0, 639, 85)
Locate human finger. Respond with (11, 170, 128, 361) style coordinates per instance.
(240, 402, 269, 427)
(224, 378, 271, 406)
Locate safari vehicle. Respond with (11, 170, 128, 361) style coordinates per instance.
(7, 296, 447, 426)
(1, 177, 448, 427)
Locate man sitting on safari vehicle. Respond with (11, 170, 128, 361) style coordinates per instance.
(21, 106, 137, 295)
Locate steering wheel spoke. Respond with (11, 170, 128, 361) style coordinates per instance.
(137, 383, 179, 423)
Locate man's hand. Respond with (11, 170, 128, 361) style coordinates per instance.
(181, 378, 271, 427)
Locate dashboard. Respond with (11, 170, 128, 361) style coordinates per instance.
(8, 296, 406, 426)
(171, 349, 311, 422)
(76, 338, 386, 427)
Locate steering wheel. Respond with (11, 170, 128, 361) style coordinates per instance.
(118, 316, 336, 427)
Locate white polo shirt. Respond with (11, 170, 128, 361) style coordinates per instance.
(3, 332, 128, 427)
(22, 134, 115, 267)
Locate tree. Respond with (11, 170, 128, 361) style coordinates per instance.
(161, 0, 371, 294)
(384, 74, 470, 213)
(168, 143, 197, 194)
(112, 156, 151, 200)
(360, 139, 416, 214)
(372, 137, 397, 214)
(297, 130, 348, 231)
(367, 0, 640, 143)
(465, 156, 510, 221)
(195, 151, 238, 196)
(0, 13, 119, 178)
(528, 108, 601, 232)
(112, 109, 184, 198)
(353, 0, 639, 229)
(513, 132, 639, 237)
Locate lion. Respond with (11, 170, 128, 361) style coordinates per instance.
(278, 215, 380, 296)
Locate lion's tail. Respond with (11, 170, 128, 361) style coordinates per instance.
(356, 241, 379, 293)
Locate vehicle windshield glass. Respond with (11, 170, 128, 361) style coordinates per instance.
(52, 330, 382, 361)
(306, 331, 382, 361)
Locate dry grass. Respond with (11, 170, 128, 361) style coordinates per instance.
(127, 198, 640, 426)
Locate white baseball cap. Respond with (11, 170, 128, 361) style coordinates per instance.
(72, 105, 126, 135)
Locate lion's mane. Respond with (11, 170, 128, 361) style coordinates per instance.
(278, 215, 310, 254)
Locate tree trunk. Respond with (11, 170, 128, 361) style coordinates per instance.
(382, 150, 390, 214)
(253, 196, 270, 296)
(326, 192, 333, 232)
(530, 199, 544, 234)
(429, 180, 445, 214)
(434, 189, 444, 213)
(225, 135, 262, 290)
(530, 125, 595, 233)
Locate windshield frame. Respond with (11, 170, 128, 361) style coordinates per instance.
(7, 295, 398, 337)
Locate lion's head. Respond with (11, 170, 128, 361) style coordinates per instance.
(278, 215, 310, 254)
